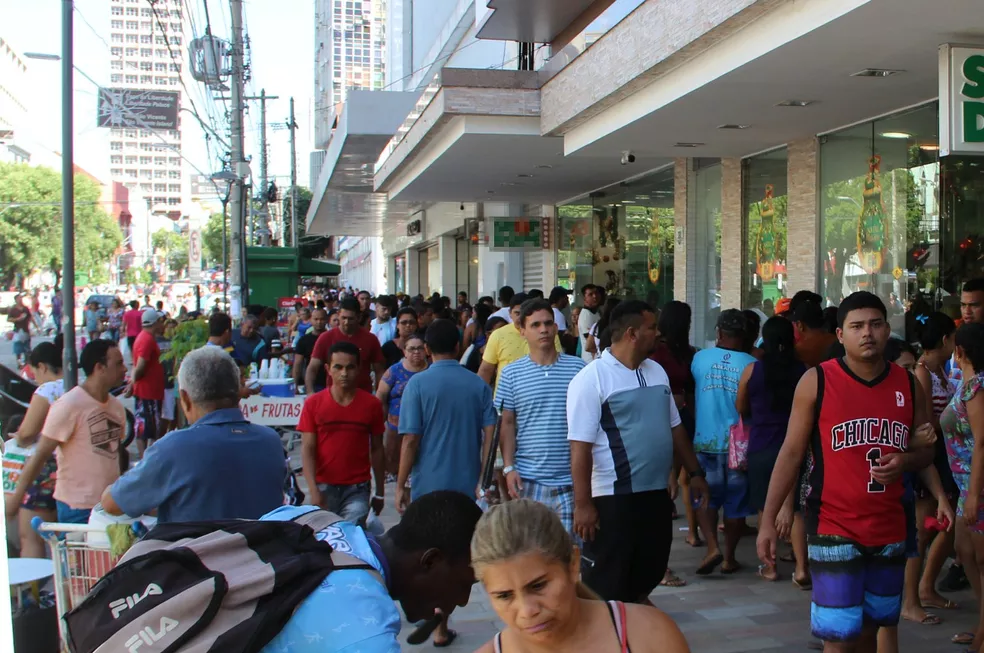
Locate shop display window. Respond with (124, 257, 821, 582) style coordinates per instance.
(819, 103, 940, 337)
(557, 167, 674, 307)
(743, 148, 788, 315)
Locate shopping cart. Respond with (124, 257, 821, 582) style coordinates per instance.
(31, 517, 146, 651)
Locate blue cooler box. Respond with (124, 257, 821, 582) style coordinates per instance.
(259, 379, 295, 397)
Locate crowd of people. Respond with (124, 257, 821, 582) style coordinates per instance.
(4, 276, 984, 653)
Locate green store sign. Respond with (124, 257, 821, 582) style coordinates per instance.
(941, 45, 984, 155)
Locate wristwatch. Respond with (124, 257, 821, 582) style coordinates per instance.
(688, 467, 706, 479)
(502, 465, 515, 475)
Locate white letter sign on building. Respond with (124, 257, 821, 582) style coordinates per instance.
(940, 44, 984, 156)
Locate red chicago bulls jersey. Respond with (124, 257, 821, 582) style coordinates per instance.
(806, 358, 914, 546)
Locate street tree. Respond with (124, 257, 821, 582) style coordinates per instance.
(0, 162, 122, 286)
(202, 212, 228, 267)
(282, 186, 313, 245)
(152, 228, 189, 275)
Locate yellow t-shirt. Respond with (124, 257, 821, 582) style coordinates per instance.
(482, 325, 562, 393)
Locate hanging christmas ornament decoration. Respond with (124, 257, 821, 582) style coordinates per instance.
(648, 210, 662, 283)
(857, 155, 888, 274)
(755, 184, 778, 282)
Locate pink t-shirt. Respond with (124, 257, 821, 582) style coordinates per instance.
(43, 386, 126, 509)
(123, 310, 143, 337)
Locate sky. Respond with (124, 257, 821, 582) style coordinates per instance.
(5, 0, 315, 188)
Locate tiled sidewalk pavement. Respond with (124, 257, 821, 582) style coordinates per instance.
(377, 494, 979, 652)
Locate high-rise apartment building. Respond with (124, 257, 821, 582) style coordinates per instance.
(106, 0, 186, 210)
(314, 0, 386, 148)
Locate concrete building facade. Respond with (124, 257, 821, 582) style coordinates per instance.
(305, 0, 984, 346)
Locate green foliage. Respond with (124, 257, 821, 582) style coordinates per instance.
(160, 317, 209, 372)
(282, 186, 313, 244)
(124, 267, 151, 285)
(0, 162, 122, 285)
(152, 228, 188, 273)
(202, 212, 228, 267)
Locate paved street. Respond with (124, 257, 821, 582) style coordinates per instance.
(2, 336, 979, 652)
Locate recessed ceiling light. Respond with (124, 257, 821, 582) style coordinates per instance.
(535, 164, 552, 169)
(517, 173, 534, 178)
(635, 194, 650, 200)
(851, 68, 905, 78)
(500, 181, 518, 186)
(486, 190, 495, 194)
(919, 143, 940, 151)
(718, 124, 751, 130)
(674, 142, 704, 148)
(776, 100, 816, 107)
(880, 131, 912, 139)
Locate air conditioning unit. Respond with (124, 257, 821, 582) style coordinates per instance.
(188, 35, 231, 89)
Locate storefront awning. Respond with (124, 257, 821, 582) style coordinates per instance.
(299, 258, 340, 276)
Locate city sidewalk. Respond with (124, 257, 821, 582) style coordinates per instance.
(2, 338, 978, 652)
(376, 493, 978, 652)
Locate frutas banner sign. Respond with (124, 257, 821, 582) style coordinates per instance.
(940, 44, 984, 156)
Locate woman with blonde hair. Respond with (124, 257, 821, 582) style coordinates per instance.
(472, 499, 690, 653)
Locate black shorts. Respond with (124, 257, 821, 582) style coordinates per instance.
(747, 443, 782, 513)
(581, 489, 673, 602)
(127, 336, 137, 352)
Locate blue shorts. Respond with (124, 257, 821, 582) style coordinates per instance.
(696, 452, 751, 519)
(56, 501, 92, 524)
(809, 535, 905, 642)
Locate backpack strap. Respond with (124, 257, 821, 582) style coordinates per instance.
(291, 509, 387, 588)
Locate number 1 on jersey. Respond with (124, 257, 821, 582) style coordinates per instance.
(867, 447, 885, 493)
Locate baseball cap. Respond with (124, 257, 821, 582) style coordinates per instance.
(141, 308, 163, 326)
(716, 308, 747, 335)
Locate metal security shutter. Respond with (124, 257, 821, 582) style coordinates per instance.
(522, 250, 544, 292)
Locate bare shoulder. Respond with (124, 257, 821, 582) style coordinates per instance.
(624, 603, 691, 653)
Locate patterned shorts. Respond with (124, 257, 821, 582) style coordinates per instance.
(809, 535, 906, 642)
(519, 478, 574, 537)
(134, 397, 162, 442)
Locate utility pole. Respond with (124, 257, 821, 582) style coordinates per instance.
(259, 88, 268, 200)
(289, 97, 298, 247)
(61, 0, 77, 388)
(229, 0, 246, 318)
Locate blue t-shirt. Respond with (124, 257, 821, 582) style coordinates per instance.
(109, 408, 286, 522)
(398, 360, 497, 499)
(231, 331, 266, 364)
(497, 354, 584, 485)
(261, 506, 401, 653)
(691, 347, 757, 454)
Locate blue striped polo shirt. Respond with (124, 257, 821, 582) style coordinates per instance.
(497, 354, 585, 486)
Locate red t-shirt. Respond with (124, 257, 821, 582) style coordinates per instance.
(123, 310, 144, 337)
(298, 388, 385, 486)
(132, 330, 165, 401)
(310, 328, 384, 392)
(808, 359, 914, 547)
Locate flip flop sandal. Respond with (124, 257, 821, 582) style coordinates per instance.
(696, 553, 724, 576)
(923, 599, 959, 610)
(433, 630, 458, 648)
(905, 613, 942, 626)
(778, 552, 796, 563)
(792, 576, 813, 591)
(756, 565, 778, 582)
(720, 562, 743, 575)
(686, 537, 705, 548)
(660, 571, 687, 587)
(951, 632, 974, 645)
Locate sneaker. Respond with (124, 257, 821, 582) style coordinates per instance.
(939, 562, 970, 592)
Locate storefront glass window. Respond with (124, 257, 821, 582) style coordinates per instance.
(393, 255, 406, 294)
(743, 149, 788, 314)
(694, 162, 722, 347)
(557, 167, 674, 306)
(819, 103, 939, 337)
(940, 157, 984, 296)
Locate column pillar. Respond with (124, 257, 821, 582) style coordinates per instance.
(386, 253, 397, 294)
(673, 158, 692, 305)
(438, 235, 457, 296)
(404, 248, 419, 296)
(720, 158, 743, 309)
(787, 138, 819, 294)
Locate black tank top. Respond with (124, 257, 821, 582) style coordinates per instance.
(492, 600, 631, 653)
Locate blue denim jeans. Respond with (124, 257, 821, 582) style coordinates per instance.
(316, 481, 371, 527)
(56, 501, 92, 524)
